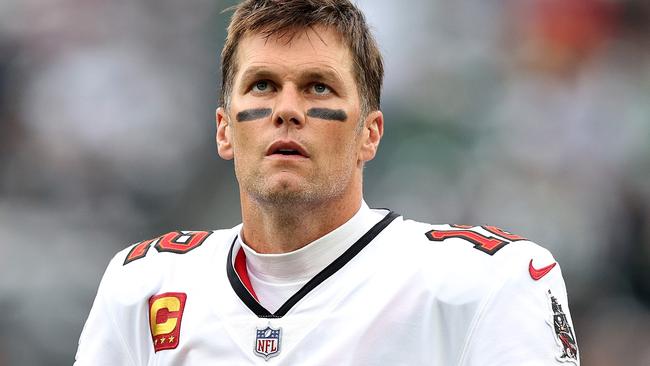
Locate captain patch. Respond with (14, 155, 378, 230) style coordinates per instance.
(149, 292, 187, 352)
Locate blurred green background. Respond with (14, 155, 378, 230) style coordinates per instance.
(1, 0, 649, 364)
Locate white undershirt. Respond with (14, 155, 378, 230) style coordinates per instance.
(237, 201, 385, 313)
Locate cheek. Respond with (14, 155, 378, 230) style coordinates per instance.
(320, 129, 361, 163)
(231, 129, 258, 163)
(233, 123, 261, 146)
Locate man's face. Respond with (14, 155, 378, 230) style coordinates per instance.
(216, 26, 382, 207)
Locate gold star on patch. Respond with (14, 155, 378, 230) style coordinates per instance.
(168, 336, 175, 343)
(160, 336, 166, 344)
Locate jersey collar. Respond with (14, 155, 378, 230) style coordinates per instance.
(226, 210, 399, 318)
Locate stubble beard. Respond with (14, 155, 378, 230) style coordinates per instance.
(236, 129, 363, 216)
(244, 167, 353, 211)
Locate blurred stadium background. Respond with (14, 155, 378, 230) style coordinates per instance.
(1, 0, 649, 364)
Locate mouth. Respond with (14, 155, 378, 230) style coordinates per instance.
(266, 140, 310, 159)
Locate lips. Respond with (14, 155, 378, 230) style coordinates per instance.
(266, 140, 310, 158)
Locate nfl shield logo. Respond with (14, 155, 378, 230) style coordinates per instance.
(254, 325, 282, 360)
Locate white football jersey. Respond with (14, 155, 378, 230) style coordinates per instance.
(75, 209, 579, 365)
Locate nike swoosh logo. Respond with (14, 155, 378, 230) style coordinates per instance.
(529, 259, 557, 280)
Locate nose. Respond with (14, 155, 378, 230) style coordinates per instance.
(272, 86, 304, 128)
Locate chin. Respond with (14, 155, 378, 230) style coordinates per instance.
(243, 172, 349, 207)
(253, 188, 310, 207)
(255, 179, 332, 207)
(265, 180, 309, 200)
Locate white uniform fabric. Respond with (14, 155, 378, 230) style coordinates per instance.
(75, 207, 579, 365)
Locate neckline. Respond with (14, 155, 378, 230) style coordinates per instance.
(226, 210, 399, 318)
(239, 202, 379, 283)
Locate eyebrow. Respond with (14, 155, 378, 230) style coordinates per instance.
(239, 67, 275, 85)
(299, 69, 343, 86)
(236, 68, 275, 93)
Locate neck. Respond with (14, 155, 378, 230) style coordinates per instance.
(239, 188, 362, 254)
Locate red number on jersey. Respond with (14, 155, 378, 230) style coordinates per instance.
(154, 231, 212, 254)
(123, 231, 212, 265)
(124, 238, 157, 265)
(426, 225, 526, 255)
(426, 229, 509, 255)
(482, 225, 527, 241)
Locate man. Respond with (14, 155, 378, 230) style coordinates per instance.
(75, 0, 579, 364)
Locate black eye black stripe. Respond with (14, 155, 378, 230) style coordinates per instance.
(235, 107, 348, 123)
(307, 108, 347, 122)
(236, 108, 272, 122)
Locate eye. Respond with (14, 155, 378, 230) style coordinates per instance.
(251, 80, 273, 93)
(310, 83, 332, 96)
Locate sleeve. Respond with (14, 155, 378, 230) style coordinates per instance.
(74, 255, 138, 366)
(458, 242, 579, 366)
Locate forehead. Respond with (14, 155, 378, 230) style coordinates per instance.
(234, 26, 354, 82)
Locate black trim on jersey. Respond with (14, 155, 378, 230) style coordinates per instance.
(226, 210, 400, 318)
(226, 237, 274, 317)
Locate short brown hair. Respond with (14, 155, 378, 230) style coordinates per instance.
(219, 0, 383, 116)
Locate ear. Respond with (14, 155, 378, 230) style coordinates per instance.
(216, 107, 234, 160)
(359, 110, 383, 162)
